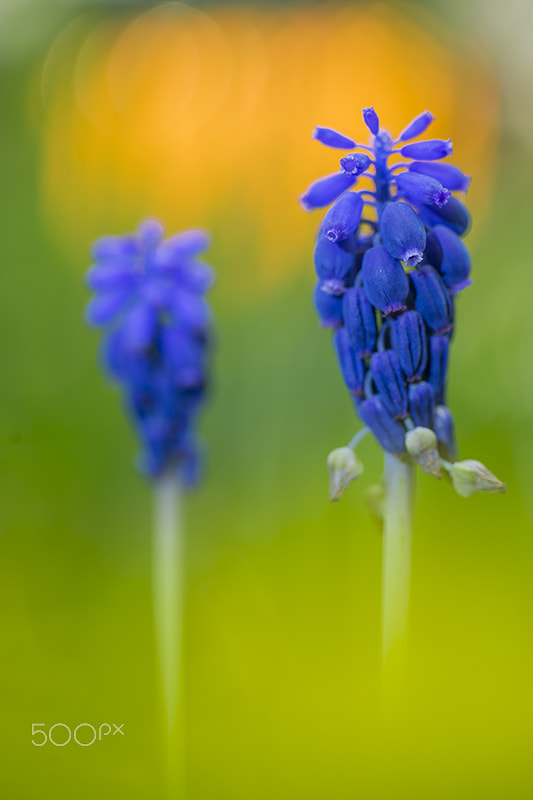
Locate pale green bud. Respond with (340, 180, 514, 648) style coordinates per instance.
(449, 459, 506, 498)
(327, 447, 363, 502)
(405, 426, 442, 478)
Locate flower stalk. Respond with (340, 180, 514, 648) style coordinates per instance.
(381, 454, 415, 707)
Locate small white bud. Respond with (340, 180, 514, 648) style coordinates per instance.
(405, 427, 442, 478)
(365, 483, 385, 522)
(449, 459, 506, 498)
(327, 447, 363, 502)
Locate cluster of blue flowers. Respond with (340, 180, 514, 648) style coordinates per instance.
(301, 107, 472, 465)
(86, 219, 214, 483)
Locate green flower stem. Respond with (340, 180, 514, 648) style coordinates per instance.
(153, 472, 184, 797)
(381, 453, 415, 707)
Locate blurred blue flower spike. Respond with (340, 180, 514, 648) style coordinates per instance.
(86, 219, 214, 486)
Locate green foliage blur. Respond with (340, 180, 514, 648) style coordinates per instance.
(1, 1, 533, 798)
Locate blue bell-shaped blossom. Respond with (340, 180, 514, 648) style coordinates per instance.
(370, 350, 408, 419)
(416, 195, 471, 236)
(312, 126, 357, 149)
(313, 281, 343, 329)
(340, 153, 372, 176)
(342, 286, 377, 358)
(358, 395, 406, 454)
(392, 310, 428, 381)
(300, 172, 356, 211)
(380, 201, 426, 266)
(314, 234, 356, 295)
(396, 172, 450, 208)
(427, 335, 449, 405)
(363, 106, 380, 135)
(398, 111, 435, 142)
(334, 328, 365, 397)
(408, 381, 435, 429)
(323, 191, 364, 243)
(434, 404, 458, 462)
(400, 139, 453, 160)
(409, 161, 470, 192)
(425, 225, 472, 294)
(410, 265, 453, 334)
(362, 245, 409, 315)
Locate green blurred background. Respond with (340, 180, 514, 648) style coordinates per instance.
(1, 0, 532, 797)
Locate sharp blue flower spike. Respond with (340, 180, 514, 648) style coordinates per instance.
(410, 265, 453, 335)
(314, 234, 356, 295)
(380, 201, 426, 266)
(398, 111, 435, 142)
(400, 139, 453, 160)
(323, 191, 364, 243)
(362, 106, 380, 135)
(313, 126, 357, 149)
(434, 404, 458, 462)
(300, 172, 356, 211)
(362, 245, 409, 315)
(314, 281, 344, 329)
(392, 310, 428, 381)
(427, 335, 449, 405)
(416, 195, 471, 236)
(342, 286, 377, 358)
(370, 350, 408, 420)
(340, 153, 372, 176)
(301, 106, 504, 691)
(409, 161, 471, 192)
(396, 172, 450, 208)
(334, 328, 365, 397)
(358, 395, 406, 454)
(426, 224, 472, 294)
(408, 381, 435, 429)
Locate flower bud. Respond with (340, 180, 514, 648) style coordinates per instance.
(398, 111, 435, 142)
(358, 395, 406, 454)
(361, 245, 409, 315)
(425, 225, 472, 294)
(410, 265, 453, 334)
(409, 161, 471, 192)
(370, 350, 408, 419)
(323, 191, 364, 242)
(428, 335, 449, 405)
(408, 381, 435, 429)
(365, 483, 385, 521)
(312, 126, 356, 149)
(392, 310, 428, 381)
(333, 328, 366, 397)
(342, 287, 377, 357)
(416, 196, 471, 236)
(313, 281, 343, 329)
(396, 172, 450, 208)
(314, 235, 356, 295)
(327, 447, 363, 502)
(340, 153, 372, 176)
(434, 404, 457, 462)
(363, 106, 380, 135)
(380, 201, 426, 266)
(448, 460, 506, 498)
(400, 139, 453, 160)
(405, 426, 442, 477)
(300, 172, 356, 211)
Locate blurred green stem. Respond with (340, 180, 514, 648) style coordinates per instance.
(153, 472, 184, 797)
(381, 454, 415, 707)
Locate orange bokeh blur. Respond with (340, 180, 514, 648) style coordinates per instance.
(40, 2, 499, 292)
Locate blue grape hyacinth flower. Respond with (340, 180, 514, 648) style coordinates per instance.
(302, 107, 505, 498)
(86, 219, 214, 484)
